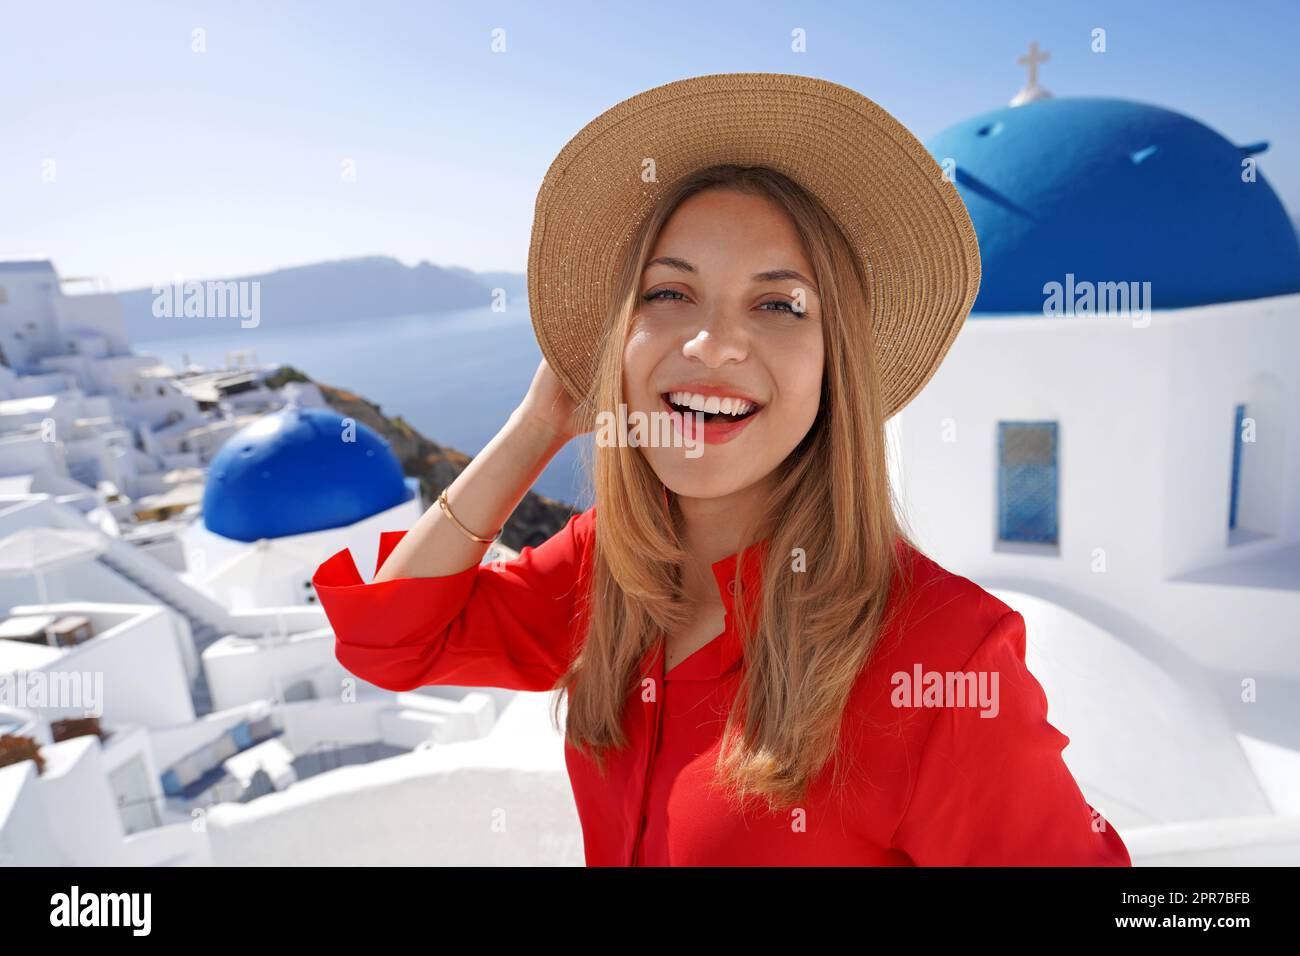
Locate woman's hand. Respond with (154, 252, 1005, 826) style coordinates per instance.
(515, 357, 592, 443)
(374, 358, 580, 583)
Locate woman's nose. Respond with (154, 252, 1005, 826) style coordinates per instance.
(681, 308, 749, 366)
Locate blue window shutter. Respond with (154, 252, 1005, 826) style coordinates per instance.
(998, 422, 1059, 544)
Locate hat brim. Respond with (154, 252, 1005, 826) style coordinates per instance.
(527, 71, 981, 418)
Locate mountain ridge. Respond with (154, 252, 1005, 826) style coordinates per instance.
(97, 256, 528, 342)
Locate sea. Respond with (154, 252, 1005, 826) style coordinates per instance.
(134, 304, 594, 509)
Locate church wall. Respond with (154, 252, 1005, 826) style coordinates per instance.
(1162, 293, 1300, 577)
(895, 311, 1174, 620)
(895, 295, 1300, 676)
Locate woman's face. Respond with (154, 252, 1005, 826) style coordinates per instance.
(622, 188, 824, 499)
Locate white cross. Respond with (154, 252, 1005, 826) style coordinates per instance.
(1017, 41, 1049, 87)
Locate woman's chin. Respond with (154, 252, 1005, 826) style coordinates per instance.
(651, 457, 756, 501)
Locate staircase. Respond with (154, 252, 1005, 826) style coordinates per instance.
(29, 497, 244, 718)
(96, 544, 234, 718)
(187, 624, 223, 716)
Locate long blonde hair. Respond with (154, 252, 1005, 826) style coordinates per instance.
(550, 164, 917, 813)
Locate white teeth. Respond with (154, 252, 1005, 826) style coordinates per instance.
(666, 390, 756, 415)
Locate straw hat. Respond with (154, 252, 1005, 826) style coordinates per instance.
(526, 71, 981, 417)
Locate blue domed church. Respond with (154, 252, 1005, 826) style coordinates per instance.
(925, 48, 1300, 313)
(203, 402, 413, 542)
(893, 44, 1300, 814)
(183, 393, 423, 612)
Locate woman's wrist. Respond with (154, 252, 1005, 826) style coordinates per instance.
(374, 408, 566, 582)
(508, 404, 574, 452)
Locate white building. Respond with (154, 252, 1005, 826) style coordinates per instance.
(891, 66, 1300, 863)
(1, 262, 525, 865)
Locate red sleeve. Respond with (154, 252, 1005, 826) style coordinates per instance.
(890, 610, 1132, 866)
(311, 508, 592, 693)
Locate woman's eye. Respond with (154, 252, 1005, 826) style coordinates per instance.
(642, 288, 686, 302)
(640, 289, 807, 318)
(759, 299, 806, 317)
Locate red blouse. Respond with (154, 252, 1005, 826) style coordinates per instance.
(312, 506, 1131, 867)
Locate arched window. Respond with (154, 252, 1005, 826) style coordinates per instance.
(1228, 373, 1286, 545)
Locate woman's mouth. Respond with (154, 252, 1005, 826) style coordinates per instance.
(660, 391, 763, 445)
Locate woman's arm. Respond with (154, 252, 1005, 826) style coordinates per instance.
(311, 359, 596, 692)
(890, 610, 1132, 866)
(373, 359, 586, 582)
(313, 508, 595, 691)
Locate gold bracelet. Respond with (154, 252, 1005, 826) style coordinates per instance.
(438, 488, 500, 544)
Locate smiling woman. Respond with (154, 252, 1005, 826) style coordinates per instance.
(313, 72, 1130, 867)
(620, 180, 826, 489)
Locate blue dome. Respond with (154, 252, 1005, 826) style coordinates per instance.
(926, 97, 1300, 312)
(203, 405, 413, 541)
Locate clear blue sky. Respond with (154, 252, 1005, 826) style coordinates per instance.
(3, 0, 1296, 290)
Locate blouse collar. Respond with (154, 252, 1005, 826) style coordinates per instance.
(648, 535, 770, 683)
